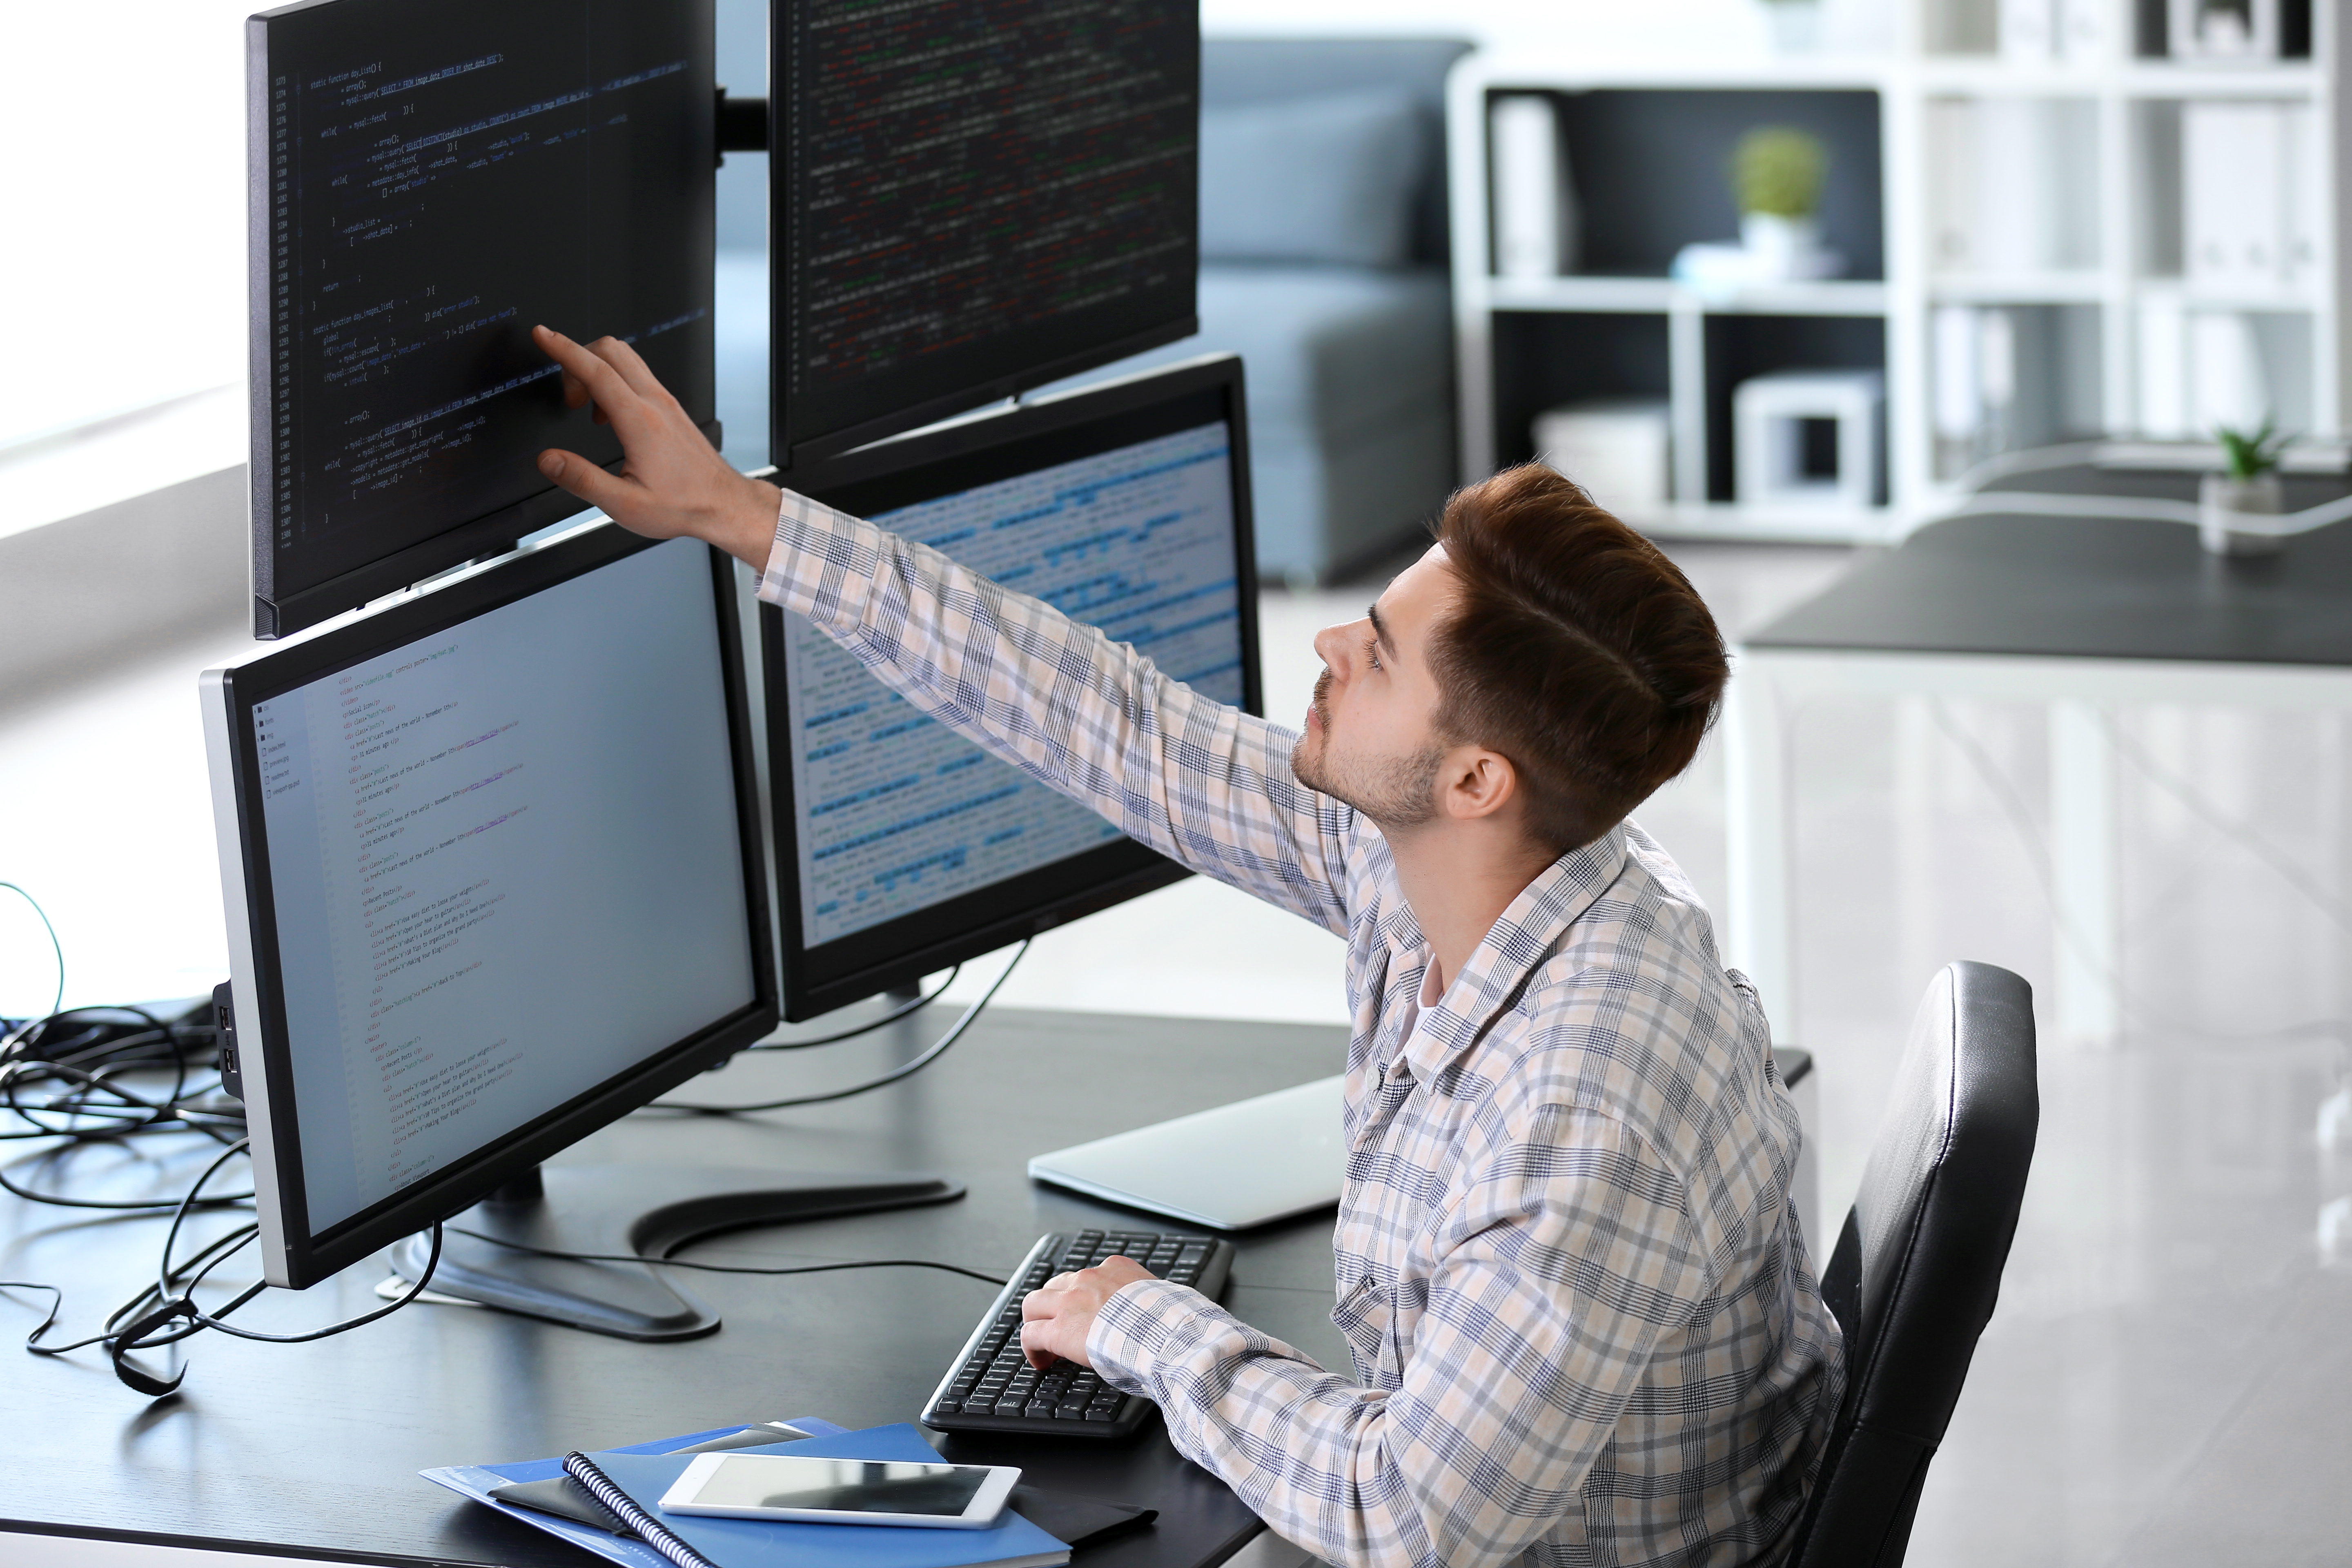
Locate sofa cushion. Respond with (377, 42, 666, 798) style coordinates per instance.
(1200, 92, 1430, 269)
(1036, 264, 1454, 582)
(1057, 265, 1450, 434)
(1198, 265, 1452, 438)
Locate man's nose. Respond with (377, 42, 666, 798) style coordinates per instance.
(1311, 621, 1359, 676)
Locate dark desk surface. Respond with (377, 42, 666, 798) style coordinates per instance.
(0, 1006, 1352, 1566)
(1750, 464, 2352, 665)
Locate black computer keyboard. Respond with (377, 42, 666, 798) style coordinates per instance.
(921, 1228, 1236, 1439)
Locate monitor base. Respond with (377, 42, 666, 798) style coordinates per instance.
(385, 1164, 964, 1341)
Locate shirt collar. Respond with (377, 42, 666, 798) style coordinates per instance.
(1394, 826, 1629, 1080)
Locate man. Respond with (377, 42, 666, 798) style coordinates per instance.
(530, 325, 1843, 1568)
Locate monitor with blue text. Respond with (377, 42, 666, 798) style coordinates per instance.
(767, 356, 1261, 1019)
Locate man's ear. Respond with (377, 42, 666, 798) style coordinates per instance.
(1442, 746, 1518, 822)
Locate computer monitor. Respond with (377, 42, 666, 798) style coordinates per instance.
(247, 0, 719, 638)
(204, 524, 955, 1339)
(766, 0, 1201, 468)
(765, 355, 1259, 1020)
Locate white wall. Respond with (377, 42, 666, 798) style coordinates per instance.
(0, 2, 254, 450)
(1199, 0, 1891, 58)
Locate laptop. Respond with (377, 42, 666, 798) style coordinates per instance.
(1027, 1076, 1346, 1232)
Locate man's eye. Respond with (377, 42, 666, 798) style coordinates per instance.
(1363, 638, 1382, 670)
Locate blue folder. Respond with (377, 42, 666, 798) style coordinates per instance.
(424, 1421, 1070, 1568)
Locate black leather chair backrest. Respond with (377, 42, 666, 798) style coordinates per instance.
(1787, 961, 2039, 1568)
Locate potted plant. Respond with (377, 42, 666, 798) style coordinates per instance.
(1671, 125, 1843, 288)
(1732, 127, 1835, 282)
(2201, 417, 2291, 555)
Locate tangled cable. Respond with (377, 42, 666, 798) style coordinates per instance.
(0, 878, 1022, 1396)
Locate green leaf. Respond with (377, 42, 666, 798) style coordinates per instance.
(1731, 127, 1828, 218)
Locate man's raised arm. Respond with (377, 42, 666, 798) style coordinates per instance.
(530, 327, 1353, 934)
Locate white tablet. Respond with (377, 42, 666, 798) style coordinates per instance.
(659, 1452, 1021, 1528)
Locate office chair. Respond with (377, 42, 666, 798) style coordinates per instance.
(1785, 960, 2040, 1568)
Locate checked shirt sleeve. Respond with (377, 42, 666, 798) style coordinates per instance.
(756, 488, 1354, 934)
(1086, 1107, 1711, 1568)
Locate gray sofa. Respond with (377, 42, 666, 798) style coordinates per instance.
(1055, 38, 1471, 586)
(713, 35, 1470, 588)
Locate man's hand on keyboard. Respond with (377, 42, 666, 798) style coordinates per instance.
(1018, 1254, 1154, 1371)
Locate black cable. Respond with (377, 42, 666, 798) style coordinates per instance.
(0, 1283, 62, 1351)
(6, 1054, 239, 1146)
(96, 1224, 445, 1397)
(652, 940, 1029, 1114)
(19, 1226, 267, 1359)
(0, 1159, 254, 1211)
(176, 1225, 445, 1344)
(442, 1225, 1009, 1286)
(157, 1140, 261, 1300)
(0, 996, 240, 1172)
(0, 883, 65, 1032)
(744, 964, 960, 1051)
(3, 1133, 445, 1395)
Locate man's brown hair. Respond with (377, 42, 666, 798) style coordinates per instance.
(1429, 465, 1729, 855)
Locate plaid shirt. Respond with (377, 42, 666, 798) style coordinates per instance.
(760, 492, 1844, 1568)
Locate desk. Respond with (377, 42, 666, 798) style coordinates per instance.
(0, 1007, 1352, 1566)
(1723, 466, 2352, 1051)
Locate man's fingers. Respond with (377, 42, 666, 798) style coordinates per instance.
(587, 334, 666, 401)
(1019, 1322, 1060, 1371)
(535, 326, 639, 414)
(537, 448, 635, 514)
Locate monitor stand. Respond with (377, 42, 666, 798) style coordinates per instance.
(385, 1164, 963, 1341)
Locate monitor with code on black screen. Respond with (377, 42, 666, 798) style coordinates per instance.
(769, 0, 1201, 467)
(248, 0, 716, 638)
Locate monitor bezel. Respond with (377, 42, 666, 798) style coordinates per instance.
(245, 0, 721, 640)
(764, 0, 1201, 471)
(760, 354, 1260, 1022)
(204, 524, 778, 1289)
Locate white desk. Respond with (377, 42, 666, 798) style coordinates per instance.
(1720, 473, 2352, 1049)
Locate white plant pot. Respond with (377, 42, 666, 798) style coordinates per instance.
(1739, 212, 1831, 282)
(2199, 472, 2285, 556)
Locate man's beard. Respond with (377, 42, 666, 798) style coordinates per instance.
(1291, 668, 1446, 829)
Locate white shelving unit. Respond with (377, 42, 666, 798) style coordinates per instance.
(1447, 0, 2348, 544)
